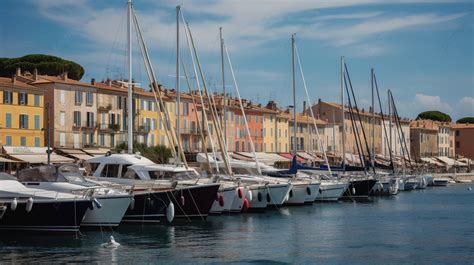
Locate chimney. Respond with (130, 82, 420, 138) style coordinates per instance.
(16, 67, 21, 77)
(11, 74, 16, 85)
(91, 78, 96, 86)
(106, 79, 112, 86)
(33, 69, 38, 81)
(62, 72, 68, 81)
(303, 101, 307, 114)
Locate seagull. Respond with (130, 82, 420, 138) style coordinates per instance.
(101, 236, 120, 248)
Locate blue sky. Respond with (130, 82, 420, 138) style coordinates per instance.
(1, 0, 473, 120)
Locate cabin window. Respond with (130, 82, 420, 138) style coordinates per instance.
(101, 164, 120, 178)
(123, 170, 140, 180)
(121, 164, 133, 178)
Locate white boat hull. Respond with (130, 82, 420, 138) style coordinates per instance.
(82, 195, 132, 227)
(315, 182, 347, 202)
(247, 186, 268, 210)
(284, 184, 307, 205)
(210, 187, 235, 214)
(304, 183, 320, 203)
(265, 183, 292, 206)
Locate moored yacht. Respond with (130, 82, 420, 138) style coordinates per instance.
(0, 173, 91, 233)
(18, 164, 132, 227)
(85, 153, 220, 222)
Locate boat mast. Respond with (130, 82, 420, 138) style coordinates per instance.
(371, 68, 375, 167)
(388, 89, 392, 157)
(292, 34, 297, 157)
(220, 27, 227, 148)
(341, 56, 345, 169)
(176, 5, 181, 163)
(127, 0, 133, 154)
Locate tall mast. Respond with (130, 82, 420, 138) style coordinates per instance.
(371, 68, 375, 165)
(341, 56, 345, 168)
(292, 34, 297, 156)
(176, 5, 181, 162)
(388, 89, 392, 157)
(220, 27, 227, 148)
(127, 0, 133, 154)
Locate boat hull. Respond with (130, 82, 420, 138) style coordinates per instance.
(316, 182, 347, 202)
(341, 179, 377, 201)
(0, 199, 90, 233)
(266, 183, 292, 206)
(304, 183, 320, 204)
(284, 184, 308, 205)
(82, 195, 132, 227)
(247, 186, 268, 210)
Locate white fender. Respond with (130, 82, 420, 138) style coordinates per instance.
(166, 202, 175, 223)
(11, 198, 18, 211)
(351, 187, 356, 195)
(26, 197, 34, 213)
(129, 197, 135, 210)
(246, 189, 253, 201)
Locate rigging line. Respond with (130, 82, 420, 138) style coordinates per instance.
(373, 73, 395, 173)
(344, 62, 375, 174)
(180, 11, 224, 177)
(181, 58, 217, 177)
(344, 74, 367, 174)
(104, 6, 128, 81)
(183, 14, 233, 176)
(293, 42, 332, 176)
(388, 90, 408, 170)
(132, 10, 177, 160)
(390, 91, 412, 169)
(133, 8, 188, 168)
(225, 44, 262, 176)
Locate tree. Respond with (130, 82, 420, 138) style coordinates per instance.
(114, 142, 173, 164)
(456, 117, 474, 124)
(416, 111, 452, 122)
(0, 54, 84, 80)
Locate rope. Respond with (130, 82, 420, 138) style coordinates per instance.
(187, 188, 204, 221)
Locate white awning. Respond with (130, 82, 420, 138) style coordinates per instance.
(8, 154, 74, 164)
(297, 152, 324, 162)
(0, 157, 18, 163)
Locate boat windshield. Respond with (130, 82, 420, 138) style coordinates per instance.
(17, 166, 59, 182)
(148, 170, 199, 181)
(58, 164, 87, 183)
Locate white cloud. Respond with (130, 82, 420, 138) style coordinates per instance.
(458, 96, 474, 117)
(413, 93, 452, 113)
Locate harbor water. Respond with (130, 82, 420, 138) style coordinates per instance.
(1, 184, 473, 264)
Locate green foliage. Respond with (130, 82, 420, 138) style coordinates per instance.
(416, 111, 452, 122)
(0, 54, 84, 80)
(114, 142, 173, 164)
(456, 117, 474, 124)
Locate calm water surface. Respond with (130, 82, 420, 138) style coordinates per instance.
(1, 184, 473, 264)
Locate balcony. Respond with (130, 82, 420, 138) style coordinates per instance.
(137, 125, 150, 134)
(98, 123, 121, 132)
(98, 104, 112, 112)
(80, 122, 96, 131)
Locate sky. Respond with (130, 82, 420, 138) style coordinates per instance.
(0, 0, 473, 120)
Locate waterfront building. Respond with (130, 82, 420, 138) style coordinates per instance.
(310, 100, 398, 159)
(0, 74, 45, 148)
(436, 122, 455, 157)
(264, 101, 289, 153)
(288, 112, 327, 152)
(409, 120, 439, 160)
(453, 123, 474, 160)
(381, 118, 411, 158)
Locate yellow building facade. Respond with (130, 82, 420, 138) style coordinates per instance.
(0, 77, 44, 147)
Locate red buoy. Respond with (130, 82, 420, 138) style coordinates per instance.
(242, 198, 249, 211)
(218, 195, 225, 207)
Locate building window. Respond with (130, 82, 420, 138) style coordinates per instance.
(19, 114, 28, 129)
(455, 141, 460, 148)
(74, 111, 81, 127)
(60, 111, 65, 126)
(110, 134, 115, 147)
(455, 130, 459, 137)
(89, 133, 94, 144)
(87, 112, 94, 128)
(117, 96, 122, 109)
(147, 101, 153, 111)
(3, 91, 12, 104)
(99, 134, 105, 146)
(5, 136, 12, 146)
(34, 94, 40, 107)
(20, 137, 26, 146)
(18, 92, 28, 105)
(60, 90, 65, 104)
(34, 137, 41, 147)
(75, 91, 83, 105)
(34, 115, 40, 129)
(5, 113, 12, 128)
(86, 91, 94, 106)
(183, 102, 189, 116)
(59, 133, 66, 147)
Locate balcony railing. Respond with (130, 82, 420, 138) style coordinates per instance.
(98, 123, 121, 131)
(180, 127, 201, 135)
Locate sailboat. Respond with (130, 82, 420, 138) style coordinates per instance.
(84, 1, 220, 223)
